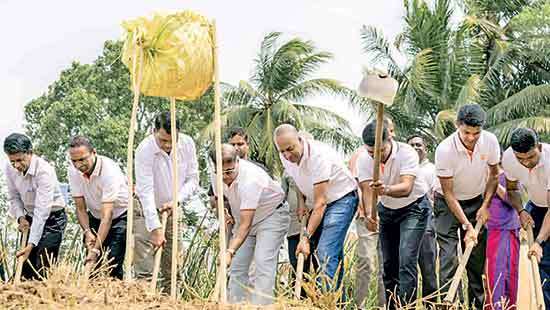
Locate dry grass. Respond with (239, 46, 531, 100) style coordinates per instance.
(0, 263, 315, 309)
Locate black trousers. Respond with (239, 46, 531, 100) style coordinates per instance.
(434, 193, 486, 309)
(88, 212, 127, 279)
(21, 209, 67, 280)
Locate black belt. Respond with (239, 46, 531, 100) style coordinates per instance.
(327, 190, 357, 206)
(434, 192, 482, 203)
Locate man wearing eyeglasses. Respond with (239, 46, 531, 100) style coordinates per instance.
(210, 144, 289, 305)
(4, 133, 67, 280)
(68, 135, 128, 279)
(134, 111, 199, 292)
(274, 124, 358, 292)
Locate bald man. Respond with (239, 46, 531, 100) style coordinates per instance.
(274, 124, 358, 291)
(210, 144, 289, 305)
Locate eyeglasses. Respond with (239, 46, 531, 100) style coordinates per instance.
(221, 168, 237, 176)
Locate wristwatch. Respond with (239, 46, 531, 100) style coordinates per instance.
(302, 229, 312, 240)
(462, 222, 473, 231)
(535, 238, 546, 247)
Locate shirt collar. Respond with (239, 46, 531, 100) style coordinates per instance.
(385, 140, 399, 164)
(531, 143, 549, 170)
(151, 134, 181, 156)
(224, 159, 243, 191)
(24, 155, 39, 177)
(83, 156, 103, 179)
(452, 130, 484, 155)
(300, 138, 311, 163)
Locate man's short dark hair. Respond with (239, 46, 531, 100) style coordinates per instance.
(456, 104, 486, 127)
(362, 121, 389, 147)
(228, 127, 248, 141)
(510, 128, 538, 153)
(69, 135, 94, 152)
(154, 111, 181, 135)
(3, 133, 33, 155)
(406, 134, 424, 144)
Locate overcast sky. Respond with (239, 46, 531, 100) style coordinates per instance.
(0, 0, 407, 164)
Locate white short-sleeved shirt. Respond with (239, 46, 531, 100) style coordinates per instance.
(502, 143, 550, 208)
(280, 139, 357, 205)
(69, 155, 128, 220)
(357, 141, 427, 209)
(434, 130, 500, 200)
(5, 155, 66, 246)
(211, 159, 285, 235)
(419, 160, 438, 196)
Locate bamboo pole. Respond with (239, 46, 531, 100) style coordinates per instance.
(369, 102, 385, 223)
(150, 211, 169, 293)
(527, 226, 545, 310)
(444, 221, 483, 303)
(124, 47, 143, 282)
(14, 229, 28, 285)
(169, 97, 179, 300)
(294, 215, 308, 299)
(212, 20, 228, 304)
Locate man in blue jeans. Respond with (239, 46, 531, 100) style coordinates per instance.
(274, 124, 358, 292)
(502, 128, 549, 305)
(357, 121, 429, 308)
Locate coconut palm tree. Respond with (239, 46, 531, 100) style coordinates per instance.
(360, 0, 550, 145)
(203, 32, 366, 175)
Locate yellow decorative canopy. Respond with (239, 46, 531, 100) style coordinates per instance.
(122, 11, 214, 100)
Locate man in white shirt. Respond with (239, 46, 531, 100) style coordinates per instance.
(211, 144, 289, 305)
(274, 124, 358, 291)
(352, 116, 394, 308)
(209, 127, 270, 245)
(502, 128, 549, 304)
(68, 136, 128, 279)
(434, 104, 500, 308)
(358, 122, 430, 306)
(407, 135, 438, 299)
(4, 133, 67, 280)
(134, 111, 199, 292)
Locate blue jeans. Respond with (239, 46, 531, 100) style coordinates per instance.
(379, 195, 429, 307)
(309, 191, 358, 291)
(526, 201, 550, 308)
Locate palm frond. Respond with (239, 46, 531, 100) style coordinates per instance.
(486, 84, 550, 125)
(292, 103, 353, 130)
(434, 109, 457, 140)
(360, 25, 403, 79)
(455, 74, 483, 108)
(487, 116, 550, 146)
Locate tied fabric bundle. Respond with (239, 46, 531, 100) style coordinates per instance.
(122, 11, 214, 100)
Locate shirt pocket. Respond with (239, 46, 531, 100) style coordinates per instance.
(23, 188, 37, 205)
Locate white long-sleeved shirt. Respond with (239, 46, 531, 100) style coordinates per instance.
(135, 133, 199, 232)
(5, 155, 66, 246)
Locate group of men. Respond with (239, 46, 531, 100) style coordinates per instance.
(4, 112, 198, 293)
(3, 104, 550, 308)
(351, 104, 550, 309)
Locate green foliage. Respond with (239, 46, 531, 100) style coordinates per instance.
(202, 32, 364, 176)
(361, 0, 550, 147)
